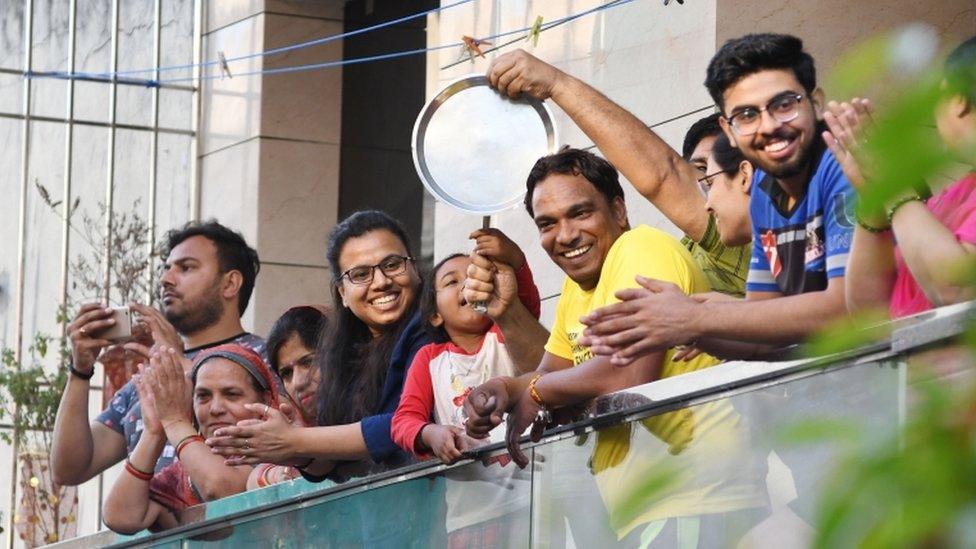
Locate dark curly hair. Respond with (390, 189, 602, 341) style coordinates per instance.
(705, 33, 817, 111)
(524, 147, 625, 217)
(161, 220, 260, 316)
(682, 113, 722, 160)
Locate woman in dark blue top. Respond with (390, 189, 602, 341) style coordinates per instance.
(206, 211, 431, 478)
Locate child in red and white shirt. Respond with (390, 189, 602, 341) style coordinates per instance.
(391, 229, 540, 543)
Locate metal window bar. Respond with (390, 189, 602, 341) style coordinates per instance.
(9, 0, 35, 544)
(146, 0, 162, 302)
(190, 0, 203, 222)
(59, 0, 78, 338)
(0, 111, 196, 135)
(93, 0, 121, 533)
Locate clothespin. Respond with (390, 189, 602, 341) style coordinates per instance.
(526, 16, 543, 47)
(461, 35, 492, 61)
(218, 51, 233, 79)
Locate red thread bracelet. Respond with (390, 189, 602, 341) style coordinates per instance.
(125, 460, 153, 482)
(175, 434, 205, 459)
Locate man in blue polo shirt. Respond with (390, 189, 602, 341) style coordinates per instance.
(573, 33, 855, 361)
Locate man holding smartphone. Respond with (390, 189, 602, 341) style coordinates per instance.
(51, 221, 264, 486)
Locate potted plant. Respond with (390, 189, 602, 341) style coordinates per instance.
(0, 334, 78, 547)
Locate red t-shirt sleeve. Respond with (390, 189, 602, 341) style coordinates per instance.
(515, 262, 542, 319)
(391, 344, 436, 458)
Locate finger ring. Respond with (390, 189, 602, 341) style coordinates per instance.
(243, 439, 250, 451)
(264, 404, 270, 416)
(79, 327, 87, 335)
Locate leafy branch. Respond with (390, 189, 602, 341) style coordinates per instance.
(34, 181, 158, 306)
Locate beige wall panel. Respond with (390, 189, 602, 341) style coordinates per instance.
(200, 14, 265, 155)
(256, 139, 339, 267)
(207, 0, 343, 33)
(250, 263, 333, 337)
(716, 0, 976, 95)
(261, 14, 343, 145)
(199, 8, 343, 335)
(199, 139, 262, 334)
(431, 0, 717, 304)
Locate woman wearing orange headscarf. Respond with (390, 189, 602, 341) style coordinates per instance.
(102, 344, 288, 533)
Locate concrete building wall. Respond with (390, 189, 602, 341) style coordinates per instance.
(715, 0, 975, 79)
(198, 1, 344, 337)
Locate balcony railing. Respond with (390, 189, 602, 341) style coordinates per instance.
(51, 302, 976, 548)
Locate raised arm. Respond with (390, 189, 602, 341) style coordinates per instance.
(147, 349, 251, 501)
(102, 373, 172, 534)
(824, 99, 976, 313)
(52, 304, 128, 485)
(488, 50, 709, 241)
(821, 99, 899, 313)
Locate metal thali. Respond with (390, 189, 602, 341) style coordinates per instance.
(412, 74, 559, 215)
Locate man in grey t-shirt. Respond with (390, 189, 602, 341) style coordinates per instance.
(52, 220, 264, 485)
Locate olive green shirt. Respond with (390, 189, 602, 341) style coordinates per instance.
(680, 215, 750, 298)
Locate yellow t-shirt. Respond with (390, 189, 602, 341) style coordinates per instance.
(545, 224, 716, 377)
(544, 225, 766, 538)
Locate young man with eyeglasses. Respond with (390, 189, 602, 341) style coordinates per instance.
(568, 33, 854, 361)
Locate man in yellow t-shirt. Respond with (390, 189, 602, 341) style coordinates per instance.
(461, 147, 718, 455)
(461, 148, 766, 541)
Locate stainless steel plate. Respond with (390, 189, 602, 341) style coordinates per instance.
(412, 74, 559, 215)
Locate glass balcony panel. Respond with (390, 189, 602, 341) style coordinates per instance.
(52, 304, 975, 548)
(530, 358, 903, 547)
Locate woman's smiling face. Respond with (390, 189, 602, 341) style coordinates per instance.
(193, 358, 266, 438)
(336, 229, 420, 337)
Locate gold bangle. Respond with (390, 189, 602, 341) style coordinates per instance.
(887, 195, 925, 223)
(528, 374, 548, 409)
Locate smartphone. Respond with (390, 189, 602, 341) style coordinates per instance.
(98, 306, 133, 342)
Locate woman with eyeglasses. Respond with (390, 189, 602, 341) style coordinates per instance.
(206, 211, 432, 478)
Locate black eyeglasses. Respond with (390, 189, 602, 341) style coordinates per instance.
(697, 170, 725, 193)
(725, 93, 805, 136)
(338, 254, 414, 285)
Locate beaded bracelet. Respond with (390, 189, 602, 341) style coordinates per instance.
(855, 214, 891, 233)
(175, 434, 205, 459)
(124, 460, 153, 482)
(887, 195, 925, 223)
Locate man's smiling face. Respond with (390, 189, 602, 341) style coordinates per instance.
(721, 69, 822, 182)
(531, 172, 628, 291)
